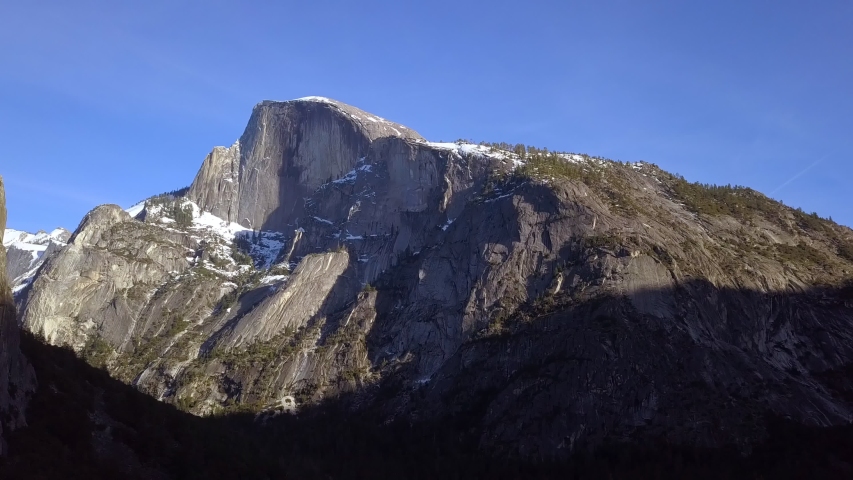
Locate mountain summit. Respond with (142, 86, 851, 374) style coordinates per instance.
(187, 96, 424, 232)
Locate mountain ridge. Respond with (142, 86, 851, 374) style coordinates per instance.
(7, 97, 853, 460)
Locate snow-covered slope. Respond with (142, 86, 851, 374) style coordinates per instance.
(3, 227, 71, 296)
(128, 197, 287, 271)
(3, 228, 70, 250)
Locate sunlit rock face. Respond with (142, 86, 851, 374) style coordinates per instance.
(188, 97, 424, 232)
(19, 204, 196, 348)
(0, 177, 35, 456)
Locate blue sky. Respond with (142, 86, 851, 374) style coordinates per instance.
(1, 1, 851, 232)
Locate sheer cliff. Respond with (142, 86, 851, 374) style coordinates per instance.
(13, 97, 853, 458)
(0, 177, 35, 456)
(187, 97, 424, 233)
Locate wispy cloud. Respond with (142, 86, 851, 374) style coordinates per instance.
(769, 150, 835, 196)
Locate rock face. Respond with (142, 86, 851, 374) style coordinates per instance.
(215, 251, 353, 348)
(189, 97, 498, 289)
(20, 205, 196, 348)
(0, 177, 35, 456)
(188, 97, 424, 233)
(15, 97, 853, 457)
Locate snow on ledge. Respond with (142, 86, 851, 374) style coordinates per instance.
(293, 96, 336, 104)
(125, 201, 146, 218)
(424, 142, 523, 168)
(3, 228, 68, 249)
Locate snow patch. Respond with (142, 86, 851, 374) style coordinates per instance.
(294, 96, 335, 104)
(424, 142, 523, 168)
(125, 201, 146, 218)
(3, 228, 68, 249)
(143, 199, 287, 270)
(558, 154, 585, 163)
(4, 227, 70, 296)
(332, 164, 373, 185)
(260, 274, 289, 284)
(4, 232, 64, 296)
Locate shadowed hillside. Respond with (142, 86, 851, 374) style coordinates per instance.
(3, 288, 853, 479)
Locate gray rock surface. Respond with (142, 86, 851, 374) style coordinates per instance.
(188, 97, 424, 233)
(20, 205, 196, 348)
(0, 177, 35, 456)
(189, 97, 499, 290)
(217, 251, 353, 348)
(14, 98, 853, 458)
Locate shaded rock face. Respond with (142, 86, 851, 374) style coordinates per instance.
(15, 98, 853, 458)
(355, 176, 853, 455)
(0, 177, 35, 456)
(4, 249, 32, 287)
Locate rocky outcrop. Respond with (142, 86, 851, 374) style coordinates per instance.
(0, 177, 35, 456)
(185, 142, 240, 225)
(20, 204, 199, 348)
